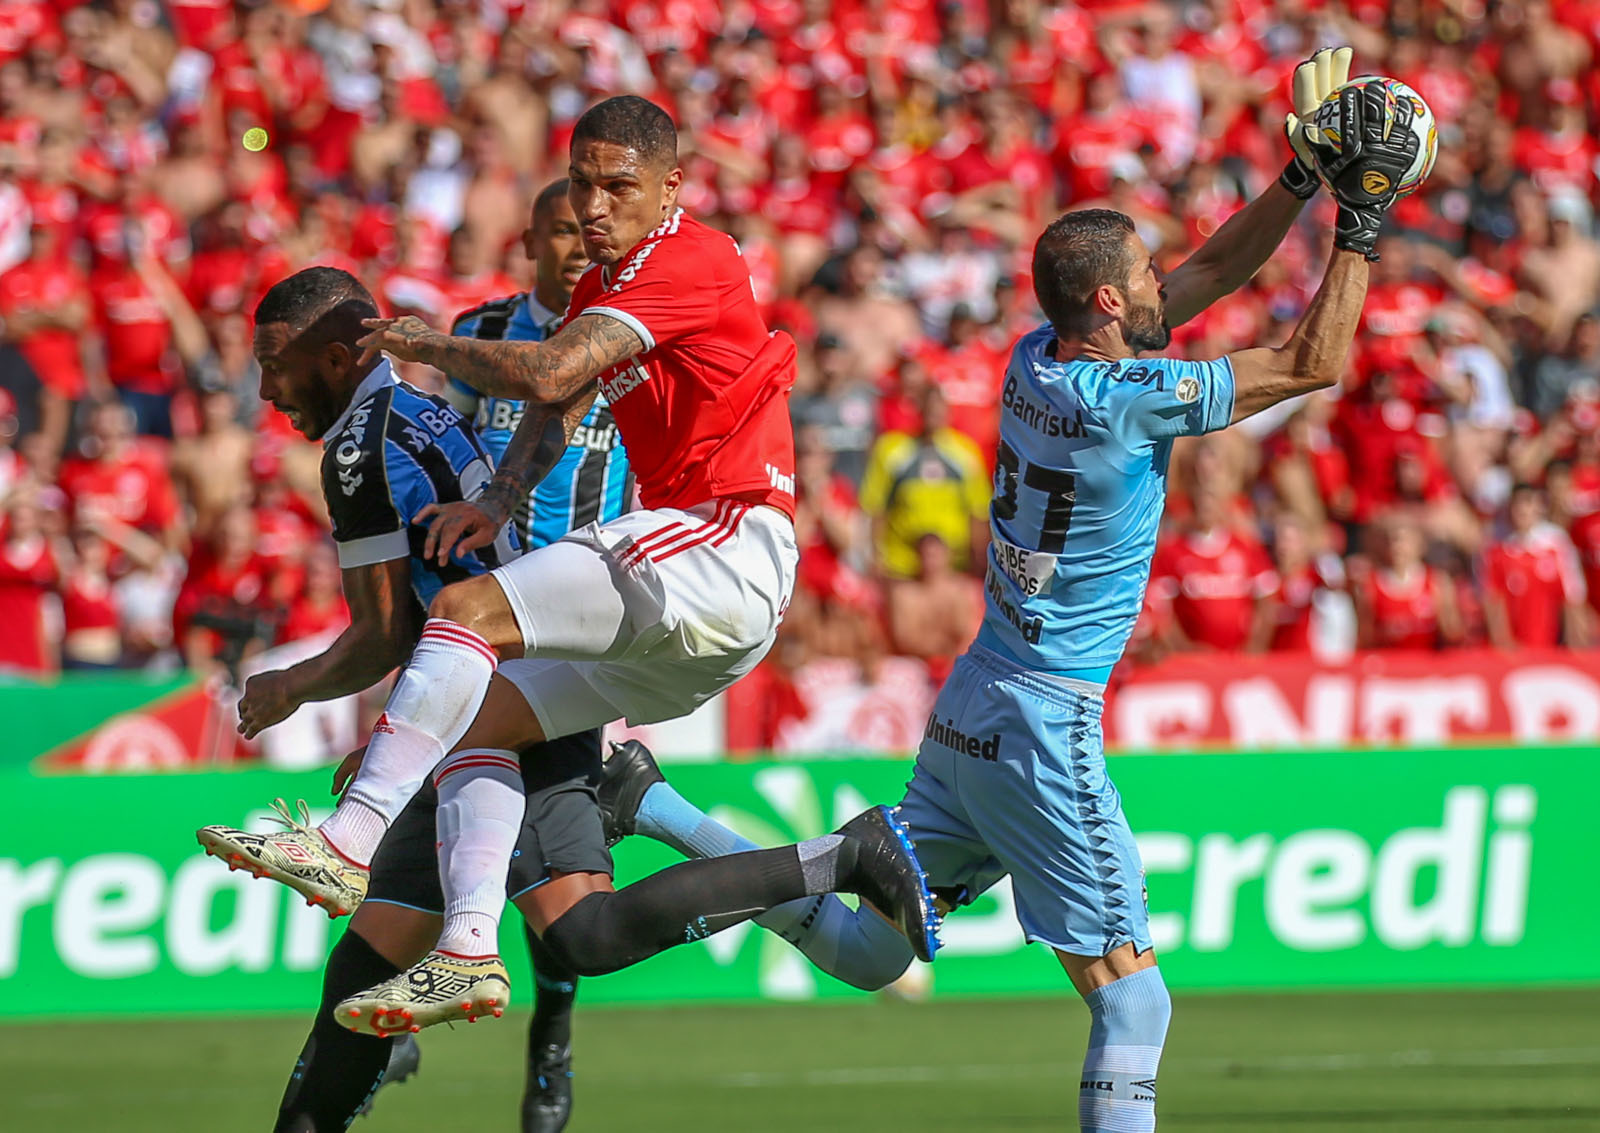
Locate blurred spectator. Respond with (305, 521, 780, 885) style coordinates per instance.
(791, 333, 880, 484)
(0, 217, 95, 454)
(1353, 511, 1463, 650)
(172, 503, 276, 677)
(0, 491, 61, 674)
(1150, 485, 1278, 653)
(793, 424, 869, 607)
(1268, 513, 1349, 654)
(1482, 483, 1589, 649)
(1262, 396, 1354, 546)
(886, 532, 983, 682)
(58, 516, 163, 670)
(812, 242, 921, 386)
(1519, 191, 1600, 345)
(859, 385, 989, 580)
(170, 386, 253, 537)
(58, 401, 184, 551)
(1524, 313, 1600, 421)
(281, 542, 350, 643)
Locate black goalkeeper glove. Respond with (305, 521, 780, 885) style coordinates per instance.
(1312, 82, 1421, 261)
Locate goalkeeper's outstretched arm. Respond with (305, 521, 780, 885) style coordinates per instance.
(1161, 184, 1308, 328)
(1162, 46, 1354, 326)
(1224, 246, 1368, 424)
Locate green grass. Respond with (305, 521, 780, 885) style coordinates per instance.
(7, 988, 1599, 1131)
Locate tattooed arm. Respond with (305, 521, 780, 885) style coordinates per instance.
(415, 384, 600, 565)
(357, 312, 644, 401)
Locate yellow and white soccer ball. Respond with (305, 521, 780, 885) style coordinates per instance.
(1309, 75, 1438, 198)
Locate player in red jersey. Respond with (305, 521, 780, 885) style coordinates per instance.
(196, 96, 936, 1041)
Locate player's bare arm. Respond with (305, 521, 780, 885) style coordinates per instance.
(1225, 247, 1368, 422)
(1226, 70, 1422, 422)
(416, 384, 599, 564)
(236, 556, 420, 738)
(355, 311, 644, 402)
(1164, 47, 1353, 327)
(1161, 185, 1307, 328)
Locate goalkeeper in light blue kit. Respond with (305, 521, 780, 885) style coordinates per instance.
(597, 49, 1422, 1130)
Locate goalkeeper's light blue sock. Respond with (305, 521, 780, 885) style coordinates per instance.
(634, 781, 755, 860)
(1079, 965, 1171, 1133)
(632, 783, 915, 990)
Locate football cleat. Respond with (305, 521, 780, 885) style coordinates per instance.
(596, 740, 665, 847)
(336, 950, 511, 1034)
(521, 1042, 574, 1133)
(359, 1033, 422, 1117)
(196, 798, 367, 917)
(836, 805, 942, 964)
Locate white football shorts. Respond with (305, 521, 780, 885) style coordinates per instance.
(491, 499, 797, 737)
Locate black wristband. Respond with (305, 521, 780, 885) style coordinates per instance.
(1333, 205, 1384, 261)
(1279, 157, 1319, 201)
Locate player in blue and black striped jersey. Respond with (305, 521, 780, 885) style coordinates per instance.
(441, 179, 632, 551)
(239, 270, 515, 736)
(236, 262, 596, 1133)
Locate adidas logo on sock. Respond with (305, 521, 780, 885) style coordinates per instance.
(373, 713, 396, 735)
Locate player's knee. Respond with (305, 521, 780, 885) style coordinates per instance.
(427, 581, 484, 631)
(1090, 965, 1171, 1046)
(538, 893, 621, 977)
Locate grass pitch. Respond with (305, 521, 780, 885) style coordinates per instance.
(7, 987, 1598, 1131)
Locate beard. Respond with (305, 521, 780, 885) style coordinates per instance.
(1125, 298, 1171, 353)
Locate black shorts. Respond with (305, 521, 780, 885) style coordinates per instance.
(364, 728, 613, 914)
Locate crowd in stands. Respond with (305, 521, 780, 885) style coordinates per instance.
(1, 0, 1599, 691)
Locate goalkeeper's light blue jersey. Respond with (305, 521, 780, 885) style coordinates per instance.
(975, 323, 1236, 677)
(444, 292, 632, 549)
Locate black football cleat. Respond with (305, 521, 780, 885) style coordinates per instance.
(597, 740, 665, 847)
(360, 1033, 422, 1116)
(521, 1042, 573, 1133)
(836, 805, 942, 963)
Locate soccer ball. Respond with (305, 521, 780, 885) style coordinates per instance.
(1309, 75, 1438, 198)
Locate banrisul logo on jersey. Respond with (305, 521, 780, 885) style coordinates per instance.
(0, 745, 1594, 1018)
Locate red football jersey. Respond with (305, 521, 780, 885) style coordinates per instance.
(1483, 526, 1585, 647)
(1571, 510, 1600, 614)
(61, 569, 119, 635)
(1271, 562, 1341, 652)
(566, 210, 797, 518)
(1361, 566, 1445, 650)
(91, 265, 177, 395)
(1149, 529, 1278, 651)
(0, 534, 59, 673)
(0, 259, 88, 397)
(59, 446, 180, 535)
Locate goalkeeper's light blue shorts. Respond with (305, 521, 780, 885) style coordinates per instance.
(897, 643, 1153, 958)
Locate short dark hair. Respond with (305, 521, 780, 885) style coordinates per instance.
(1031, 209, 1137, 337)
(571, 96, 678, 170)
(534, 178, 571, 217)
(254, 267, 378, 347)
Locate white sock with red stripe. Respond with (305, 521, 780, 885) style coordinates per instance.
(319, 619, 499, 866)
(434, 748, 525, 957)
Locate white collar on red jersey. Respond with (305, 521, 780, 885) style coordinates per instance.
(599, 208, 685, 288)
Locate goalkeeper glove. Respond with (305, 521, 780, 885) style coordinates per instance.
(1312, 81, 1421, 261)
(1278, 46, 1353, 200)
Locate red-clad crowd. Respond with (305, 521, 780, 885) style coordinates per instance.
(0, 0, 1598, 686)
